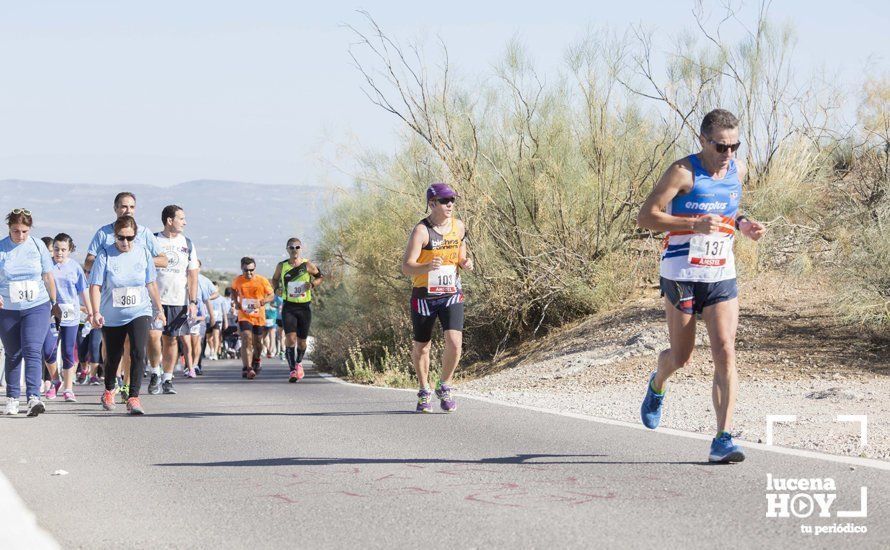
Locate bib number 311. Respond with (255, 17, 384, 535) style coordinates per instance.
(688, 234, 731, 267)
(427, 265, 457, 294)
(9, 280, 39, 304)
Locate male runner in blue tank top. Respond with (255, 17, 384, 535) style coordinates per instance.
(637, 109, 766, 463)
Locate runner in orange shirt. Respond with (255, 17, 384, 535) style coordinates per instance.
(230, 257, 274, 379)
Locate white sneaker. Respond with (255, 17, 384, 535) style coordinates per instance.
(5, 399, 20, 415)
(26, 397, 45, 417)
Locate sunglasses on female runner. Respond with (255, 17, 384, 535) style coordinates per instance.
(707, 139, 742, 153)
(11, 208, 32, 215)
(115, 234, 136, 242)
(436, 197, 455, 205)
(287, 245, 301, 251)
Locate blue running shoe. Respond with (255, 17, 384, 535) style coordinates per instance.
(640, 371, 666, 429)
(709, 432, 746, 463)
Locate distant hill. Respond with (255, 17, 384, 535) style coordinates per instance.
(0, 179, 332, 276)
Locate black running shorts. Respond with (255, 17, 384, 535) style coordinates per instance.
(238, 321, 266, 336)
(282, 302, 311, 339)
(410, 293, 464, 343)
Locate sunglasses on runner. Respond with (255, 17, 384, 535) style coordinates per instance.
(115, 234, 136, 242)
(436, 198, 456, 205)
(707, 139, 741, 153)
(11, 208, 32, 215)
(242, 268, 255, 272)
(287, 245, 301, 251)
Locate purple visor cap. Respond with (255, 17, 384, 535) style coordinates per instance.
(426, 182, 458, 201)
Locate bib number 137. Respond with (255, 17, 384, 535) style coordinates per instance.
(688, 234, 731, 267)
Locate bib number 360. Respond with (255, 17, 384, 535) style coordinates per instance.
(427, 265, 457, 294)
(688, 234, 731, 267)
(112, 287, 143, 308)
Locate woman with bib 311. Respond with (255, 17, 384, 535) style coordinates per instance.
(0, 209, 60, 417)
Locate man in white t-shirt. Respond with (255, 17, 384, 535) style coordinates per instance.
(146, 205, 199, 395)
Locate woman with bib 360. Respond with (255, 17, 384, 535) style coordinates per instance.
(0, 208, 60, 417)
(89, 216, 165, 415)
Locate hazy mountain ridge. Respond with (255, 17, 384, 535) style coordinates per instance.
(0, 179, 331, 275)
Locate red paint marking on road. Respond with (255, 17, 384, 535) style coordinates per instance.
(266, 493, 298, 504)
(404, 487, 441, 495)
(339, 491, 367, 498)
(518, 465, 549, 471)
(436, 469, 464, 476)
(465, 493, 523, 508)
(565, 490, 618, 501)
(376, 474, 411, 482)
(405, 464, 426, 469)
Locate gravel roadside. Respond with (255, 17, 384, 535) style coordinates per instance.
(459, 274, 889, 461)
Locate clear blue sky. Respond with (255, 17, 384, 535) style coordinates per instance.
(1, 0, 887, 187)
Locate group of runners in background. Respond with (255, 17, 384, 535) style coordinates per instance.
(0, 192, 323, 416)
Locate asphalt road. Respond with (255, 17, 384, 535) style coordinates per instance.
(1, 359, 888, 549)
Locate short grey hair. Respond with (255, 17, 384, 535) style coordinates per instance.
(700, 109, 739, 137)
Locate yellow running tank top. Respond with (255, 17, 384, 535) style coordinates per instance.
(411, 218, 462, 297)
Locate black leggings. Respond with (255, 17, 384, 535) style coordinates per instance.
(102, 316, 150, 397)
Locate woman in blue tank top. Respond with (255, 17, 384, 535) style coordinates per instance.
(636, 109, 766, 464)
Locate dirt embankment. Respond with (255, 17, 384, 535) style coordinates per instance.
(460, 273, 890, 460)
